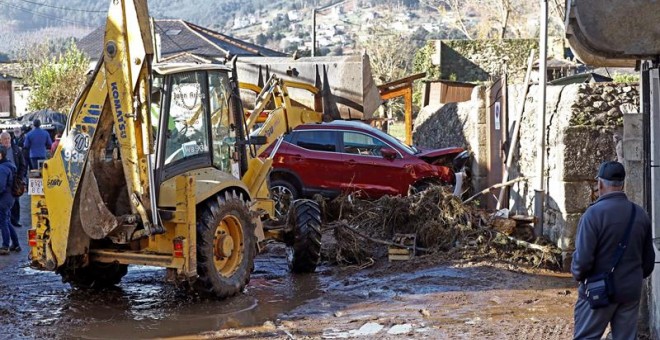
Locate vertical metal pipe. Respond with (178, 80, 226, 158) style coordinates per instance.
(641, 62, 651, 213)
(534, 0, 548, 237)
(311, 8, 316, 57)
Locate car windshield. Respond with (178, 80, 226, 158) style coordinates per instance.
(368, 126, 419, 155)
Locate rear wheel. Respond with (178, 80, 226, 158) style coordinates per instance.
(195, 191, 256, 299)
(270, 179, 298, 220)
(286, 199, 322, 273)
(59, 261, 128, 289)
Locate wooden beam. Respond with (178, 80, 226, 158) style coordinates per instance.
(377, 72, 426, 92)
(380, 86, 409, 100)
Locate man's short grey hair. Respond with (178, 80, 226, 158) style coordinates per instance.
(600, 178, 624, 188)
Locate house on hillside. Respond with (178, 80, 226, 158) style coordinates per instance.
(77, 19, 286, 65)
(0, 64, 29, 118)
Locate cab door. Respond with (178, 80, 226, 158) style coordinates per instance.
(155, 70, 213, 181)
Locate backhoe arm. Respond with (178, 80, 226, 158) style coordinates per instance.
(36, 0, 155, 269)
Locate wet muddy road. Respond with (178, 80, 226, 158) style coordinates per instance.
(1, 196, 578, 339)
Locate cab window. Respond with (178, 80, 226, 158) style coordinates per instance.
(163, 71, 210, 165)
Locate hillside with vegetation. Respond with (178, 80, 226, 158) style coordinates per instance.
(0, 0, 566, 58)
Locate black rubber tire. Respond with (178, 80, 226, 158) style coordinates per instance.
(270, 179, 299, 220)
(195, 191, 256, 299)
(410, 179, 442, 195)
(59, 261, 128, 289)
(286, 199, 322, 273)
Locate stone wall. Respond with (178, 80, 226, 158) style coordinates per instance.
(413, 82, 639, 268)
(437, 39, 538, 83)
(413, 86, 489, 193)
(509, 83, 638, 267)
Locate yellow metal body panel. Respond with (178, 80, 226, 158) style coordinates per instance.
(90, 176, 197, 276)
(28, 193, 55, 270)
(158, 167, 250, 208)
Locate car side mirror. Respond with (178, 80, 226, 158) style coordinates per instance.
(381, 147, 397, 160)
(249, 136, 268, 145)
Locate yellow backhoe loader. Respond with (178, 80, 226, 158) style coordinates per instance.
(27, 0, 322, 298)
(238, 75, 325, 272)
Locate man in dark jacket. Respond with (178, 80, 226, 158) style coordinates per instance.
(1, 132, 26, 228)
(572, 161, 655, 339)
(23, 119, 52, 170)
(0, 145, 19, 254)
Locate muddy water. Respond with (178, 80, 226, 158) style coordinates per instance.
(0, 196, 577, 339)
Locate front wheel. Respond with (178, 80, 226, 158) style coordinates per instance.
(195, 191, 256, 299)
(286, 199, 322, 273)
(270, 179, 298, 220)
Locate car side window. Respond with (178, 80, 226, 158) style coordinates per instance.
(294, 131, 336, 152)
(342, 131, 387, 156)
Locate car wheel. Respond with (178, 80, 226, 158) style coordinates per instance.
(286, 199, 322, 273)
(270, 180, 298, 220)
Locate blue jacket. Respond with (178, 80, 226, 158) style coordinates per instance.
(24, 127, 52, 159)
(572, 192, 655, 303)
(0, 159, 16, 211)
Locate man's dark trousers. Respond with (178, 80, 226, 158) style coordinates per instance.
(10, 197, 20, 227)
(574, 297, 639, 339)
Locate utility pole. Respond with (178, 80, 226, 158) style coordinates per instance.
(312, 8, 317, 57)
(311, 0, 347, 57)
(534, 0, 548, 237)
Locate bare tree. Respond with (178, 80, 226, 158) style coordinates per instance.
(359, 22, 416, 119)
(421, 0, 536, 40)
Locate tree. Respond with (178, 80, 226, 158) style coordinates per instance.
(421, 0, 536, 39)
(256, 33, 268, 46)
(19, 43, 89, 114)
(359, 27, 416, 120)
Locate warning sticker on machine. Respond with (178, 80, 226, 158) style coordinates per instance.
(28, 178, 44, 196)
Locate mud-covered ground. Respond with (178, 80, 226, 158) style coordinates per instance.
(0, 196, 578, 339)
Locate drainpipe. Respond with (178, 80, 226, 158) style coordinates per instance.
(534, 0, 548, 237)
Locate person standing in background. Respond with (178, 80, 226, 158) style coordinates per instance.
(0, 145, 19, 254)
(0, 132, 26, 228)
(23, 119, 52, 170)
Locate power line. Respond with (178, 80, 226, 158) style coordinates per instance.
(16, 0, 105, 13)
(0, 0, 93, 27)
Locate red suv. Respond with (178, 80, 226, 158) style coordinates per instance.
(267, 121, 469, 217)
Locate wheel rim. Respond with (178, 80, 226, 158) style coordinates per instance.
(213, 214, 244, 277)
(271, 185, 294, 219)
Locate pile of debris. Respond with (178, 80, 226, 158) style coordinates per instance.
(318, 186, 562, 271)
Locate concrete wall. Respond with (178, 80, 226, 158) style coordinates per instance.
(622, 99, 659, 339)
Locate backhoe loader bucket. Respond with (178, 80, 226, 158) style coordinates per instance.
(566, 0, 660, 66)
(236, 53, 382, 120)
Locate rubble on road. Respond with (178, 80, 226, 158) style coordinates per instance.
(317, 186, 562, 271)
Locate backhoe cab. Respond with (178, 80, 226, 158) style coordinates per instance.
(27, 0, 322, 299)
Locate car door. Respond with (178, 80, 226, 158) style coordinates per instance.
(284, 130, 344, 196)
(340, 130, 404, 197)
